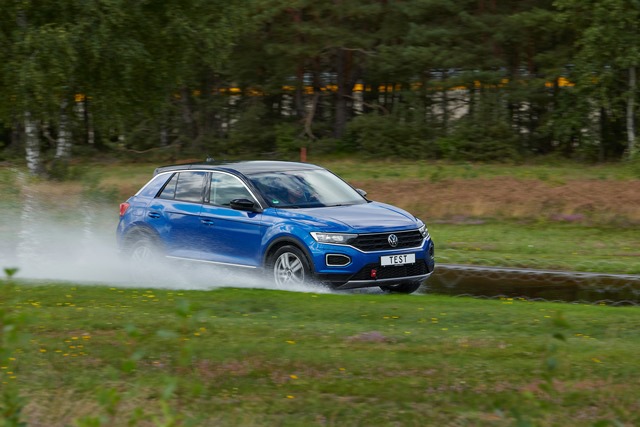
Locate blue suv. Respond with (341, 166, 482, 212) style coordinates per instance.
(117, 161, 435, 293)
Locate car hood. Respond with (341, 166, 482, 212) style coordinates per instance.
(274, 202, 419, 233)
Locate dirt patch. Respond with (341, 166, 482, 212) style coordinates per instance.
(354, 177, 640, 224)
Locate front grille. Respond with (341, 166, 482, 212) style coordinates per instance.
(350, 260, 429, 281)
(351, 230, 424, 252)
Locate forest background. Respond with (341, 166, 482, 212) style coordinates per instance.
(1, 0, 640, 177)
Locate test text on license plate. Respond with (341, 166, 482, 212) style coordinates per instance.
(380, 253, 415, 266)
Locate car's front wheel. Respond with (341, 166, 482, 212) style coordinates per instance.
(270, 245, 311, 289)
(380, 281, 422, 294)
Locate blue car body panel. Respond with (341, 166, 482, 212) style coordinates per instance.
(197, 205, 266, 267)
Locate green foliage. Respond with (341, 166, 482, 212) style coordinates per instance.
(436, 116, 520, 161)
(3, 268, 18, 281)
(0, 270, 28, 427)
(0, 0, 250, 171)
(555, 0, 640, 158)
(627, 156, 640, 178)
(227, 102, 276, 155)
(0, 387, 27, 427)
(274, 122, 304, 158)
(345, 112, 436, 159)
(2, 0, 640, 166)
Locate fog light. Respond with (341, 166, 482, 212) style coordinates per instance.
(326, 254, 351, 267)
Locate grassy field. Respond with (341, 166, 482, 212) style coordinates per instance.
(2, 281, 640, 426)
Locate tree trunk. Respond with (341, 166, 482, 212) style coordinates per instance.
(441, 71, 449, 135)
(302, 92, 320, 141)
(627, 66, 637, 159)
(295, 65, 305, 119)
(9, 119, 21, 155)
(24, 112, 43, 176)
(55, 101, 72, 159)
(597, 106, 605, 162)
(334, 49, 350, 139)
(82, 97, 95, 145)
(180, 87, 197, 145)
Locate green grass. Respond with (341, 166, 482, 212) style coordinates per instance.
(319, 158, 640, 182)
(432, 221, 640, 274)
(2, 282, 639, 426)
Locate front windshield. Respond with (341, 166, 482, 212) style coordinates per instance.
(249, 169, 366, 208)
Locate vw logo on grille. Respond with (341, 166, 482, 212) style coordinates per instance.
(388, 234, 399, 248)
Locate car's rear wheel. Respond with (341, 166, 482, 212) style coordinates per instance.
(130, 238, 159, 263)
(125, 232, 164, 281)
(127, 232, 162, 261)
(380, 281, 422, 294)
(271, 245, 311, 289)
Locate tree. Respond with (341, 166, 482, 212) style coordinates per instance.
(0, 0, 79, 175)
(1, 0, 638, 163)
(556, 0, 640, 159)
(0, 0, 250, 173)
(228, 0, 386, 145)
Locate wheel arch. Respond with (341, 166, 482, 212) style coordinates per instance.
(120, 224, 164, 252)
(263, 236, 315, 272)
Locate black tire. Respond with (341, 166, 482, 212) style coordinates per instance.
(124, 232, 164, 281)
(380, 281, 422, 294)
(127, 233, 162, 263)
(270, 245, 311, 289)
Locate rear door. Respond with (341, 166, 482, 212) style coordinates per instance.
(147, 171, 206, 259)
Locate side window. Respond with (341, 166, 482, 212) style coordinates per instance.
(158, 172, 205, 202)
(210, 173, 254, 206)
(158, 173, 178, 199)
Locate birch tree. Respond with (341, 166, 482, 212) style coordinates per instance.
(0, 0, 249, 169)
(0, 0, 78, 175)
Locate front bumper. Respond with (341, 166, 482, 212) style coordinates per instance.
(312, 240, 435, 289)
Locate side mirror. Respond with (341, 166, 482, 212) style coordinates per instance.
(356, 188, 367, 198)
(230, 198, 259, 212)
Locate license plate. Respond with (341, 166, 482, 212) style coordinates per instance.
(380, 253, 415, 266)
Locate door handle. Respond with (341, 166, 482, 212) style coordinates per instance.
(201, 219, 215, 226)
(148, 212, 161, 219)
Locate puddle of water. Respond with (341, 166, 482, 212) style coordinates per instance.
(427, 265, 640, 304)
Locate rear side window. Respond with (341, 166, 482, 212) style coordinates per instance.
(138, 174, 173, 197)
(158, 172, 206, 202)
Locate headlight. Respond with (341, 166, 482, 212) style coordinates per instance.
(418, 223, 430, 240)
(310, 232, 357, 245)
